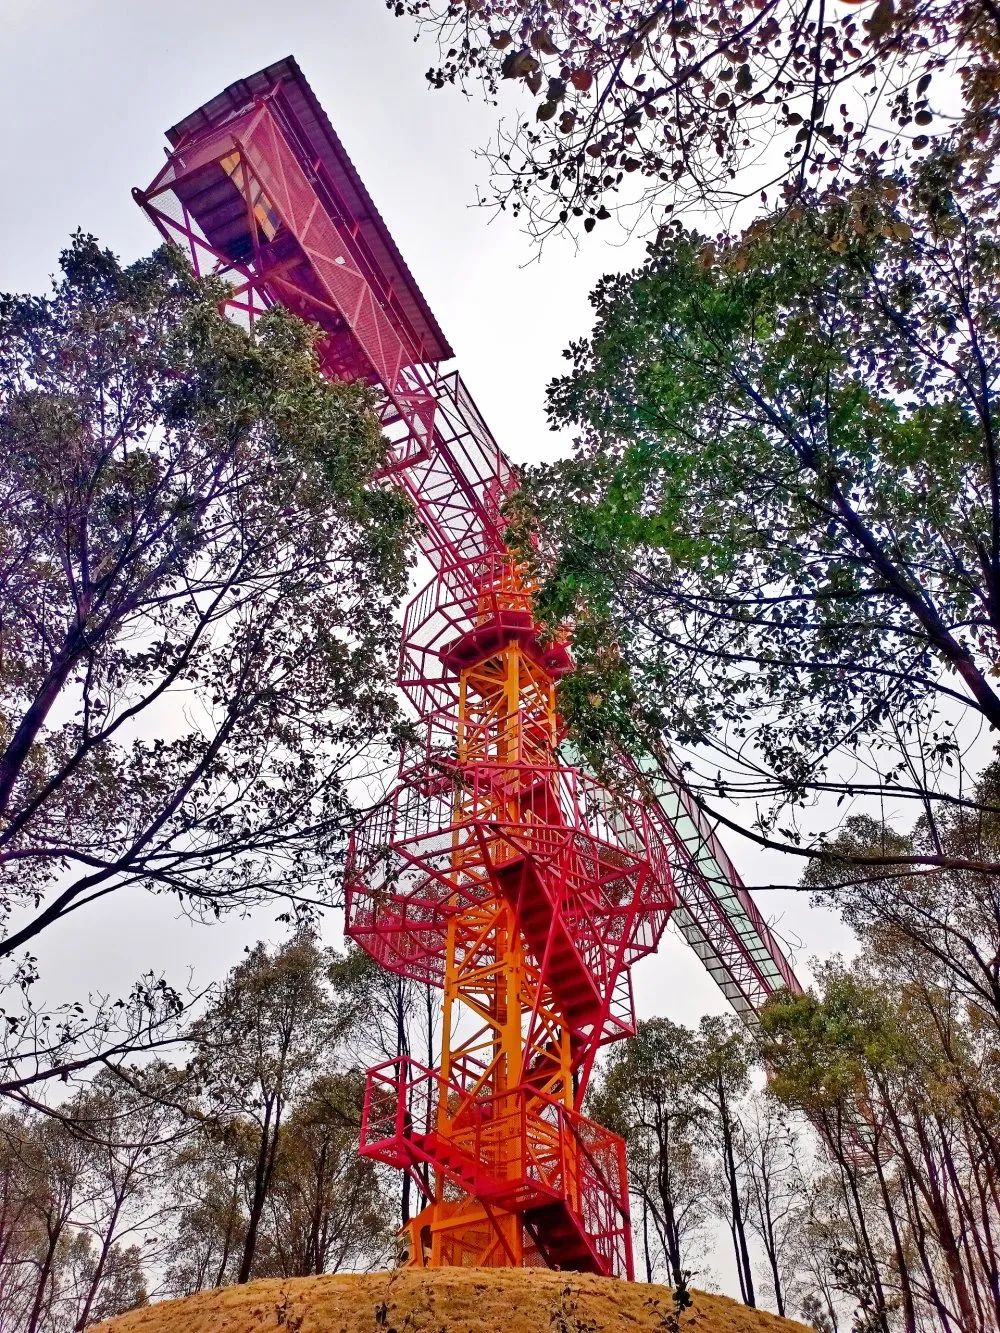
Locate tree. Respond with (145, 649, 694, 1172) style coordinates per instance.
(162, 1116, 256, 1297)
(0, 961, 189, 1110)
(256, 1072, 391, 1278)
(0, 1114, 52, 1330)
(189, 935, 338, 1285)
(589, 1014, 811, 1312)
(0, 940, 398, 1320)
(790, 1173, 887, 1333)
(793, 768, 1000, 1328)
(515, 150, 1000, 878)
(164, 1068, 389, 1293)
(804, 761, 1000, 1027)
(61, 1068, 177, 1331)
(695, 1016, 756, 1308)
(393, 0, 1000, 238)
(0, 234, 412, 1097)
(740, 1099, 806, 1319)
(0, 1097, 152, 1333)
(72, 1243, 146, 1330)
(588, 1018, 711, 1286)
(328, 944, 437, 1227)
(176, 935, 398, 1289)
(761, 957, 1000, 1332)
(15, 1113, 94, 1333)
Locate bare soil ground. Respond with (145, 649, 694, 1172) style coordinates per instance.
(89, 1266, 812, 1333)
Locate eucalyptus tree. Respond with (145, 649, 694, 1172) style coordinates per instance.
(189, 936, 339, 1285)
(762, 954, 1000, 1332)
(328, 944, 437, 1228)
(588, 1017, 711, 1286)
(257, 1071, 390, 1278)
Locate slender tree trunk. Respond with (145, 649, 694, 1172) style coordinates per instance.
(963, 1137, 1000, 1327)
(885, 1094, 982, 1333)
(26, 1217, 64, 1333)
(238, 1095, 282, 1284)
(75, 1192, 125, 1331)
(642, 1192, 654, 1284)
(759, 1190, 785, 1318)
(657, 1168, 682, 1284)
(831, 1116, 891, 1333)
(308, 1140, 329, 1275)
(869, 1138, 918, 1333)
(213, 1156, 244, 1288)
(940, 1131, 991, 1332)
(718, 1083, 755, 1308)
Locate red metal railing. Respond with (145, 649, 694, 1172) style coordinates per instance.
(361, 1057, 631, 1278)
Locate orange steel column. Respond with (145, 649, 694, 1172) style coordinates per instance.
(352, 552, 657, 1278)
(417, 565, 575, 1267)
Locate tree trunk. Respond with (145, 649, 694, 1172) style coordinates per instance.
(759, 1187, 785, 1318)
(75, 1192, 125, 1331)
(718, 1082, 755, 1308)
(832, 1118, 891, 1333)
(656, 1154, 683, 1285)
(642, 1194, 654, 1284)
(213, 1156, 244, 1288)
(307, 1139, 330, 1275)
(26, 1217, 64, 1333)
(238, 1095, 282, 1284)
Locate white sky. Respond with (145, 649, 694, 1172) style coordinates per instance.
(0, 1, 848, 1089)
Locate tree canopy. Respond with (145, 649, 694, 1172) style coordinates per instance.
(394, 0, 1000, 238)
(0, 936, 394, 1331)
(515, 149, 1000, 874)
(761, 953, 1000, 1332)
(0, 234, 413, 1096)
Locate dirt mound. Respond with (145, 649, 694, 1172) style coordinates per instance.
(88, 1266, 811, 1333)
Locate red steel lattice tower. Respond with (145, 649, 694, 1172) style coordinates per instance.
(136, 57, 802, 1279)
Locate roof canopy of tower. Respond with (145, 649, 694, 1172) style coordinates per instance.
(166, 55, 454, 366)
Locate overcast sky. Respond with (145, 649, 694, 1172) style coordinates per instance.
(0, 1, 849, 1098)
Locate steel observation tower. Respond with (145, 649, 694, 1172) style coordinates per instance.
(136, 57, 801, 1280)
